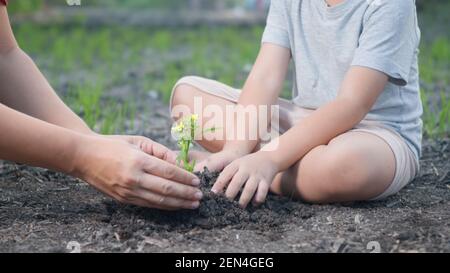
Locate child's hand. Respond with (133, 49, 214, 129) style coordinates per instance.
(194, 148, 246, 173)
(211, 151, 279, 208)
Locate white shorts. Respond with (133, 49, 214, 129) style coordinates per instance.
(171, 76, 420, 200)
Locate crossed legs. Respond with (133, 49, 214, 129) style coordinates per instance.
(171, 83, 396, 203)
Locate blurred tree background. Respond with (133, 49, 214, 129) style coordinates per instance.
(6, 0, 449, 137)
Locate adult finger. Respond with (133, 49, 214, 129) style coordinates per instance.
(239, 177, 259, 208)
(211, 163, 238, 194)
(139, 173, 203, 201)
(138, 137, 178, 164)
(133, 188, 200, 210)
(124, 196, 174, 211)
(144, 156, 200, 187)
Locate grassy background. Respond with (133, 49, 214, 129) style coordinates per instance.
(8, 1, 450, 137)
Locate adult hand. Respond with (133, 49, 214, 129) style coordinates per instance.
(73, 135, 203, 210)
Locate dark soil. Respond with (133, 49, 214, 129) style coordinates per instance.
(0, 101, 449, 253)
(106, 168, 313, 233)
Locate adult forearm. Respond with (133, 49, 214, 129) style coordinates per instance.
(0, 103, 87, 174)
(0, 47, 93, 135)
(263, 97, 368, 171)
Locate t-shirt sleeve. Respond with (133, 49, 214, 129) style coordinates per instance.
(261, 0, 291, 49)
(1, 0, 8, 6)
(351, 0, 420, 86)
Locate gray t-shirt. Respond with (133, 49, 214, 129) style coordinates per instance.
(262, 0, 423, 160)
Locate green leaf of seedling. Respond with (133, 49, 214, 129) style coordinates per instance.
(203, 126, 222, 134)
(190, 159, 196, 173)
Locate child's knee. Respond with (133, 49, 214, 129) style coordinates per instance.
(171, 76, 202, 108)
(170, 79, 198, 120)
(171, 84, 193, 108)
(297, 147, 373, 203)
(295, 146, 337, 202)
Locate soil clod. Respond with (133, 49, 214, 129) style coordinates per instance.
(106, 168, 314, 232)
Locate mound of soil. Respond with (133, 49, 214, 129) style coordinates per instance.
(106, 168, 314, 233)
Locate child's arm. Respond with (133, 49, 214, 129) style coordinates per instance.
(223, 43, 291, 153)
(195, 43, 291, 172)
(212, 66, 389, 208)
(263, 66, 388, 171)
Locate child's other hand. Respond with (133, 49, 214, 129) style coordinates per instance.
(194, 148, 246, 173)
(211, 151, 279, 208)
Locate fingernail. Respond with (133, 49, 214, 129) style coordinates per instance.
(195, 191, 203, 200)
(211, 188, 217, 194)
(192, 178, 200, 186)
(191, 201, 200, 209)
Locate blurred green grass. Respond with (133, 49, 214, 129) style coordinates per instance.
(13, 24, 263, 134)
(10, 8, 449, 138)
(420, 36, 450, 138)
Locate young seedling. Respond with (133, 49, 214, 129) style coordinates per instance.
(171, 114, 217, 173)
(172, 114, 198, 172)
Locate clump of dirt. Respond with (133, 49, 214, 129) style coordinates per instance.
(106, 168, 314, 232)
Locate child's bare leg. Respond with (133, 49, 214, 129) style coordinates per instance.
(172, 83, 395, 203)
(171, 83, 236, 152)
(271, 131, 396, 203)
